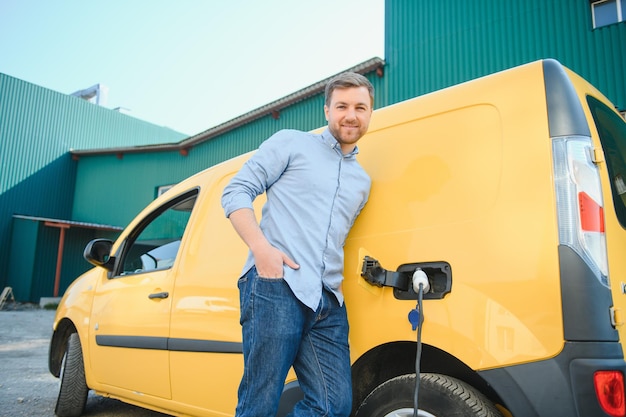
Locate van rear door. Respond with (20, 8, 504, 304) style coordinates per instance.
(586, 95, 626, 343)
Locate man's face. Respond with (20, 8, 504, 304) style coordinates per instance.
(324, 86, 373, 153)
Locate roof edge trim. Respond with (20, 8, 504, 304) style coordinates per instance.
(13, 214, 123, 231)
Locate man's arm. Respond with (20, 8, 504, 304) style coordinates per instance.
(228, 208, 299, 278)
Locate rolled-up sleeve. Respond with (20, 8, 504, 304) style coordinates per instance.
(221, 130, 292, 218)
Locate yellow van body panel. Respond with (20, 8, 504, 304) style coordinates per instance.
(168, 170, 247, 413)
(345, 61, 563, 370)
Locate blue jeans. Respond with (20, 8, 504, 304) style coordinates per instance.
(235, 267, 352, 417)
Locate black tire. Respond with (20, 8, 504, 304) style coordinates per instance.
(55, 333, 89, 417)
(355, 373, 503, 417)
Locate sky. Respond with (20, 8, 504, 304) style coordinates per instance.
(0, 1, 385, 136)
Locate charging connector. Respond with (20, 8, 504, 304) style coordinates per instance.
(412, 268, 430, 294)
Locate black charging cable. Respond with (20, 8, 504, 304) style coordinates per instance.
(409, 267, 429, 417)
(362, 258, 429, 416)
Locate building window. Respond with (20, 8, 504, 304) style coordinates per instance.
(591, 0, 625, 28)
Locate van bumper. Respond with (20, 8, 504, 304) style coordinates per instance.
(479, 341, 626, 417)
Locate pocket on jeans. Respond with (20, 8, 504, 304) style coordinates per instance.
(237, 267, 254, 288)
(253, 265, 285, 282)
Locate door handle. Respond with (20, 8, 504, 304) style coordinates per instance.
(148, 291, 169, 299)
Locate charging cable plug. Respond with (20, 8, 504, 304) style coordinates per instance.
(412, 268, 430, 294)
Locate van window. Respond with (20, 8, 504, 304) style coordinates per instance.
(118, 190, 198, 276)
(587, 96, 626, 228)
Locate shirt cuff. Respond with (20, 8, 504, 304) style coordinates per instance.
(223, 193, 254, 218)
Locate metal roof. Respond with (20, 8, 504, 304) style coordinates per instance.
(13, 214, 123, 231)
(71, 57, 385, 157)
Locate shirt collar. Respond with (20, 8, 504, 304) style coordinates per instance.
(322, 128, 360, 158)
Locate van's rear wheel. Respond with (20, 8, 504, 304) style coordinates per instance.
(55, 333, 88, 417)
(354, 373, 503, 417)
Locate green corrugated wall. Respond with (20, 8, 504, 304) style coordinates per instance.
(0, 73, 186, 300)
(7, 217, 119, 301)
(72, 77, 385, 227)
(384, 0, 625, 111)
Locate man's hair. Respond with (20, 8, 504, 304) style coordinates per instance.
(324, 72, 374, 107)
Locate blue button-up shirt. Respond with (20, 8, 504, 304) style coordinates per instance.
(221, 128, 371, 310)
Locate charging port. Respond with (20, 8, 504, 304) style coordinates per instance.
(361, 256, 452, 300)
(395, 261, 452, 300)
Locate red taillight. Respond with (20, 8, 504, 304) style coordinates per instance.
(594, 371, 625, 416)
(579, 191, 605, 232)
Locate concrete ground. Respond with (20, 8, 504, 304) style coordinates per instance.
(0, 303, 169, 417)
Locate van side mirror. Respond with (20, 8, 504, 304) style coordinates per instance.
(84, 239, 115, 271)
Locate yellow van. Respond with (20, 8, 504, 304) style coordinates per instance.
(49, 59, 626, 417)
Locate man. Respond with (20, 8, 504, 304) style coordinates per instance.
(221, 72, 374, 417)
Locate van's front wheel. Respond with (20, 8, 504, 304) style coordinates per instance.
(55, 333, 88, 417)
(354, 373, 503, 417)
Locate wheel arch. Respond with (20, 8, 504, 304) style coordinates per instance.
(48, 318, 78, 377)
(351, 341, 504, 413)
